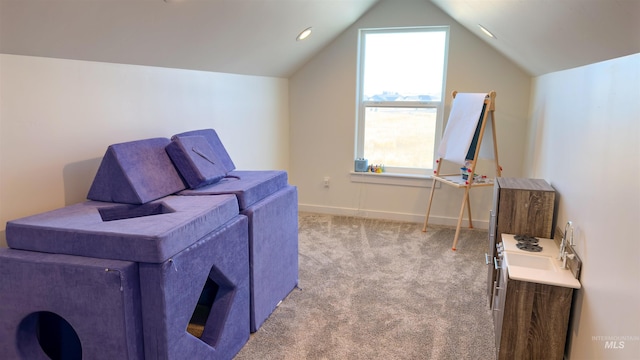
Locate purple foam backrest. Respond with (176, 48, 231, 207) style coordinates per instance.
(165, 135, 227, 189)
(87, 137, 186, 204)
(171, 129, 236, 173)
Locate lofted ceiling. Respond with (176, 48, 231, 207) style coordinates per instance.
(1, 0, 638, 78)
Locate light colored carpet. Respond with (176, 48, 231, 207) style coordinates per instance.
(235, 213, 496, 360)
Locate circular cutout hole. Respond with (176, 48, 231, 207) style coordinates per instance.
(18, 311, 82, 360)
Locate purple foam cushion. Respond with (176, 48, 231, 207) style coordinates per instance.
(242, 185, 299, 332)
(166, 135, 227, 189)
(6, 195, 239, 263)
(0, 249, 143, 359)
(178, 170, 288, 210)
(139, 215, 249, 359)
(87, 137, 186, 204)
(172, 129, 236, 174)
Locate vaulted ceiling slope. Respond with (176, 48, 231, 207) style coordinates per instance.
(431, 0, 640, 76)
(0, 0, 380, 78)
(1, 0, 638, 78)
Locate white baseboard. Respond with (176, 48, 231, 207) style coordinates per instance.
(298, 204, 490, 230)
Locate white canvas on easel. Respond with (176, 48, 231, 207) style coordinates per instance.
(437, 92, 489, 165)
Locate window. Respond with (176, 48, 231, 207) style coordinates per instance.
(355, 27, 449, 176)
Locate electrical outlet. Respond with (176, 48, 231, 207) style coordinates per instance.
(323, 176, 330, 188)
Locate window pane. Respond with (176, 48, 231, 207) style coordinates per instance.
(363, 107, 437, 168)
(363, 31, 446, 101)
(356, 27, 448, 173)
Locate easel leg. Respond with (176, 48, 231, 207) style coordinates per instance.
(465, 189, 473, 229)
(452, 187, 471, 250)
(422, 179, 438, 232)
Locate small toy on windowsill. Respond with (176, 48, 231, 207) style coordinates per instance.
(368, 164, 385, 173)
(354, 158, 369, 172)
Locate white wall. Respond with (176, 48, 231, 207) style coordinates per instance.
(0, 54, 289, 247)
(289, 0, 531, 225)
(527, 53, 640, 359)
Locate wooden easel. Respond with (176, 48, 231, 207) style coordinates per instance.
(422, 91, 501, 250)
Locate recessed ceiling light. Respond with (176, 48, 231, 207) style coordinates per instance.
(296, 27, 312, 41)
(478, 24, 497, 39)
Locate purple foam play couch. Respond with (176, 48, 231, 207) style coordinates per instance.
(3, 137, 251, 359)
(1, 131, 298, 358)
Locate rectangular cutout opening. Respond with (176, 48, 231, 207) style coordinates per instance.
(99, 203, 175, 222)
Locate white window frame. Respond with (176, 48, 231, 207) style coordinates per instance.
(354, 26, 449, 181)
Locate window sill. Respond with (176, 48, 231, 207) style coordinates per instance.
(349, 171, 437, 188)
